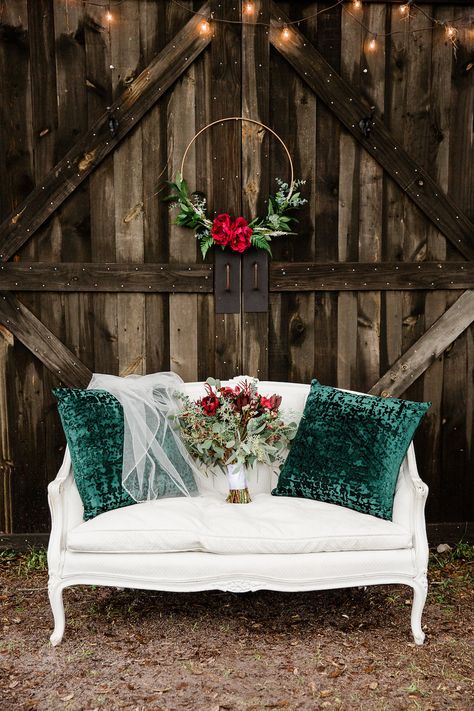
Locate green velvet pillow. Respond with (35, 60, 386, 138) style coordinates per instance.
(53, 389, 198, 520)
(272, 380, 430, 520)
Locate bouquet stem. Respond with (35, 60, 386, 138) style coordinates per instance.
(225, 463, 252, 504)
(226, 487, 252, 504)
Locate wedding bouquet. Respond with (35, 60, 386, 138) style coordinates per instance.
(175, 378, 297, 503)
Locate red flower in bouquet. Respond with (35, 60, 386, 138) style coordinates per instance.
(259, 394, 282, 412)
(211, 214, 253, 253)
(199, 382, 221, 416)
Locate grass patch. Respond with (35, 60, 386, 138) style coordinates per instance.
(0, 547, 48, 575)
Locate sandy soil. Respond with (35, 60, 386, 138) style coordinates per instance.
(1, 547, 473, 711)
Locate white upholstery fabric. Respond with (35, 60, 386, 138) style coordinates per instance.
(67, 492, 412, 555)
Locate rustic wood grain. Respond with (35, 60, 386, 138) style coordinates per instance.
(0, 293, 92, 387)
(269, 262, 474, 290)
(337, 4, 361, 390)
(0, 1, 212, 262)
(269, 2, 474, 262)
(112, 0, 145, 377)
(211, 0, 242, 379)
(419, 3, 454, 522)
(0, 327, 13, 534)
(356, 2, 385, 392)
(369, 290, 474, 398)
(241, 0, 270, 379)
(85, 4, 118, 375)
(141, 1, 170, 375)
(167, 1, 199, 382)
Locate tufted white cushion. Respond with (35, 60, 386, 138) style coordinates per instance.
(67, 492, 412, 555)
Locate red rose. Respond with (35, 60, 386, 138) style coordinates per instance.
(200, 394, 220, 416)
(229, 216, 252, 253)
(211, 214, 253, 253)
(211, 213, 233, 247)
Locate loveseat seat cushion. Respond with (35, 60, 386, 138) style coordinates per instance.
(66, 493, 412, 555)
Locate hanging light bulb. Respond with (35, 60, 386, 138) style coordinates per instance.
(105, 11, 113, 23)
(400, 4, 408, 15)
(368, 35, 377, 51)
(199, 19, 211, 34)
(243, 2, 254, 14)
(281, 25, 290, 40)
(353, 0, 362, 9)
(445, 24, 457, 40)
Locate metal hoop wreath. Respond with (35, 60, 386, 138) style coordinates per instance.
(180, 117, 295, 202)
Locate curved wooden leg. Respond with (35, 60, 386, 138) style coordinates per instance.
(411, 575, 428, 645)
(48, 578, 65, 646)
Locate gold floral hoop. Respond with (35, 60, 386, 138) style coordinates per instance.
(179, 117, 295, 202)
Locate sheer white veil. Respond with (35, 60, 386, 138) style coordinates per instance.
(87, 371, 201, 502)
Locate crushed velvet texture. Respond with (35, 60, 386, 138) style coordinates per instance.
(54, 389, 197, 521)
(272, 381, 430, 520)
(53, 389, 134, 520)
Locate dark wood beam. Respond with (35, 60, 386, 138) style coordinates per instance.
(0, 293, 92, 387)
(269, 3, 474, 262)
(369, 290, 474, 397)
(0, 263, 214, 292)
(270, 262, 474, 291)
(0, 2, 211, 262)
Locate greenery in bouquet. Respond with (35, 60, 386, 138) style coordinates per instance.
(175, 377, 297, 472)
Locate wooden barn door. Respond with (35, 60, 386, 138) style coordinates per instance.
(0, 0, 473, 539)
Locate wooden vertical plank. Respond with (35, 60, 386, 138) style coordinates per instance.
(441, 11, 474, 521)
(241, 0, 269, 379)
(357, 3, 385, 392)
(419, 4, 453, 522)
(210, 0, 242, 379)
(167, 1, 198, 382)
(313, 2, 341, 387)
(401, 6, 433, 405)
(111, 1, 145, 377)
(269, 3, 317, 384)
(337, 3, 361, 389)
(0, 327, 13, 534)
(84, 5, 118, 374)
(15, 0, 56, 531)
(140, 0, 170, 375)
(0, 0, 33, 532)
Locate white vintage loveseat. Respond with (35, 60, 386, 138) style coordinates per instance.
(47, 379, 429, 646)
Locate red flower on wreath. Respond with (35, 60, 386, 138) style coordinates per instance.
(211, 213, 253, 253)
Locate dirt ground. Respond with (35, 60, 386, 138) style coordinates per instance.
(1, 545, 473, 711)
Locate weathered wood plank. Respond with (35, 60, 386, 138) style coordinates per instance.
(337, 3, 361, 390)
(241, 0, 270, 379)
(140, 1, 169, 375)
(268, 2, 474, 262)
(112, 0, 145, 377)
(369, 290, 474, 398)
(0, 293, 92, 387)
(167, 0, 199, 382)
(211, 0, 242, 379)
(0, 1, 211, 262)
(0, 262, 214, 291)
(84, 5, 118, 374)
(419, 2, 453, 522)
(357, 2, 385, 392)
(0, 326, 13, 534)
(269, 262, 474, 290)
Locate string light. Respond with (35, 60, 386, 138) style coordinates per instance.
(243, 2, 254, 14)
(199, 19, 211, 35)
(352, 0, 362, 9)
(445, 24, 457, 40)
(399, 4, 409, 15)
(368, 35, 377, 51)
(105, 11, 113, 22)
(281, 25, 290, 41)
